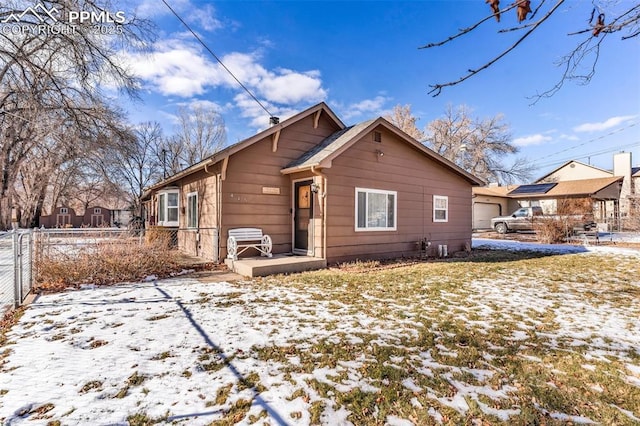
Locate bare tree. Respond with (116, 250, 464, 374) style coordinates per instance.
(421, 1, 640, 99)
(172, 104, 227, 167)
(385, 104, 426, 142)
(425, 105, 532, 184)
(103, 122, 163, 217)
(0, 0, 154, 228)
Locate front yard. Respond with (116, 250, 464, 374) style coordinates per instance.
(1, 246, 639, 425)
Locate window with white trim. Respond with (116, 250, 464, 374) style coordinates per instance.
(157, 189, 179, 227)
(60, 207, 68, 214)
(94, 208, 101, 214)
(355, 188, 397, 231)
(187, 192, 198, 229)
(433, 195, 448, 222)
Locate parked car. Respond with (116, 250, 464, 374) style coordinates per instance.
(491, 206, 596, 234)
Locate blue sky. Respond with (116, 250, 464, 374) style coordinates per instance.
(121, 0, 640, 181)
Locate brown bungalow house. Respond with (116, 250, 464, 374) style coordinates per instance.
(142, 103, 483, 267)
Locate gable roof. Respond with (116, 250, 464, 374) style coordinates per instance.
(473, 185, 518, 197)
(535, 160, 613, 183)
(508, 176, 622, 199)
(147, 102, 345, 191)
(633, 166, 640, 177)
(282, 117, 484, 186)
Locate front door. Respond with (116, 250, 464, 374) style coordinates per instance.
(294, 180, 313, 254)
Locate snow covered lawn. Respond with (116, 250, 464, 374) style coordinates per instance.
(1, 244, 639, 425)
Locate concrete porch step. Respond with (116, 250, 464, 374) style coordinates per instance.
(224, 254, 327, 277)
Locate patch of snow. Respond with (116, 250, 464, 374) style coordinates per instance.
(548, 412, 597, 424)
(590, 384, 604, 392)
(402, 378, 422, 393)
(520, 354, 542, 363)
(386, 415, 414, 426)
(428, 407, 443, 424)
(473, 238, 640, 257)
(610, 404, 640, 422)
(476, 400, 521, 421)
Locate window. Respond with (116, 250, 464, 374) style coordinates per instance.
(94, 208, 101, 214)
(60, 207, 68, 214)
(355, 188, 397, 231)
(157, 189, 179, 227)
(433, 195, 448, 222)
(187, 192, 198, 229)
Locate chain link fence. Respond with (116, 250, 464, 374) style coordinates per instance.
(0, 230, 34, 315)
(1, 228, 148, 316)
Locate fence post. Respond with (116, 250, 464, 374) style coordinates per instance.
(13, 230, 20, 308)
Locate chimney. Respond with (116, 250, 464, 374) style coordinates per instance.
(269, 116, 280, 127)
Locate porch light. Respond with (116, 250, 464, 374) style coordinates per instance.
(376, 149, 384, 157)
(310, 183, 320, 193)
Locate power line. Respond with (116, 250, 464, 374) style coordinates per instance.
(530, 121, 638, 166)
(160, 0, 276, 121)
(534, 140, 640, 169)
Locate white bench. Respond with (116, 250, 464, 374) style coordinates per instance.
(227, 228, 273, 260)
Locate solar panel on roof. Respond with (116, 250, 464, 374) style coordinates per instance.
(509, 183, 557, 195)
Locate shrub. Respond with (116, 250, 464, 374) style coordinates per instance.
(144, 226, 174, 247)
(534, 216, 584, 244)
(35, 233, 180, 292)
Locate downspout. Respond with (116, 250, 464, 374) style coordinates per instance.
(311, 166, 327, 260)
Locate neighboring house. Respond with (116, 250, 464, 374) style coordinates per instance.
(472, 151, 638, 230)
(39, 206, 82, 228)
(537, 152, 639, 220)
(81, 206, 111, 227)
(143, 102, 483, 264)
(472, 185, 520, 229)
(39, 206, 116, 228)
(535, 160, 612, 183)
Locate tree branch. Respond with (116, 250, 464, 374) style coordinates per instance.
(428, 0, 566, 96)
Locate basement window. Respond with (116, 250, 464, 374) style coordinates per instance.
(157, 189, 179, 227)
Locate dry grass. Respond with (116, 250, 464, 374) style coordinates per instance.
(34, 232, 180, 291)
(533, 217, 574, 244)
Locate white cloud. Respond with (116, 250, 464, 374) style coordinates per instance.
(513, 134, 553, 147)
(119, 39, 328, 125)
(559, 133, 579, 141)
(573, 115, 637, 132)
(258, 69, 326, 104)
(135, 0, 221, 30)
(120, 39, 214, 97)
(342, 96, 390, 120)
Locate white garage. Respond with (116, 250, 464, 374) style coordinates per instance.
(473, 202, 501, 230)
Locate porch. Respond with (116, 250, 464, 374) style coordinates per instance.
(224, 253, 327, 278)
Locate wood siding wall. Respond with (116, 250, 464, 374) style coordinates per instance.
(324, 126, 473, 263)
(177, 168, 220, 260)
(219, 114, 340, 258)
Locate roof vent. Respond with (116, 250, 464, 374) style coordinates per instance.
(373, 131, 382, 143)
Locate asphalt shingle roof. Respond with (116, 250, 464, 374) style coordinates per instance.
(285, 120, 375, 169)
